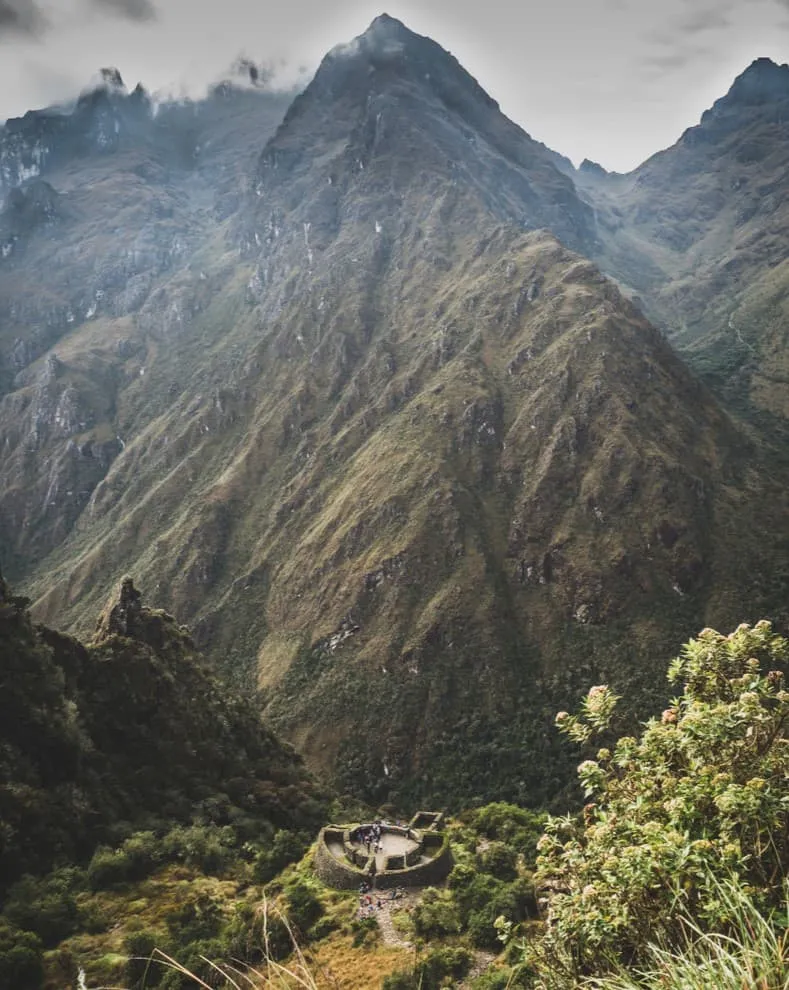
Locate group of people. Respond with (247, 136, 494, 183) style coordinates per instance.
(357, 881, 403, 919)
(357, 821, 386, 854)
(357, 888, 384, 918)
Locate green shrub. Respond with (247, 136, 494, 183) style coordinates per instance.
(471, 968, 524, 989)
(411, 888, 461, 939)
(2, 874, 79, 946)
(87, 846, 133, 890)
(583, 876, 789, 990)
(469, 803, 547, 864)
(124, 930, 163, 989)
(161, 824, 234, 874)
(284, 881, 323, 935)
(252, 829, 310, 884)
(533, 621, 789, 979)
(310, 914, 341, 941)
(220, 904, 262, 963)
(478, 841, 518, 881)
(156, 938, 225, 990)
(350, 914, 379, 947)
(379, 947, 474, 990)
(78, 899, 113, 935)
(382, 971, 417, 990)
(122, 831, 165, 880)
(0, 920, 43, 990)
(165, 893, 222, 945)
(419, 945, 473, 988)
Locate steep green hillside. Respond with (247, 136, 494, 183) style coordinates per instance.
(0, 72, 291, 578)
(0, 571, 326, 894)
(2, 19, 788, 809)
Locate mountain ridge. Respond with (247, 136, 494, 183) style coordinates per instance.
(576, 55, 789, 428)
(1, 21, 788, 806)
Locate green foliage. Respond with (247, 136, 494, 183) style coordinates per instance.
(471, 968, 532, 990)
(157, 938, 226, 990)
(220, 903, 263, 963)
(382, 971, 418, 990)
(384, 946, 473, 990)
(350, 914, 379, 947)
(533, 621, 789, 979)
(165, 893, 222, 945)
(253, 829, 311, 884)
(466, 803, 548, 864)
(411, 887, 461, 939)
(584, 876, 789, 990)
(0, 919, 43, 990)
(124, 930, 163, 989)
(2, 873, 79, 947)
(161, 824, 234, 874)
(448, 866, 536, 950)
(478, 841, 518, 882)
(87, 846, 134, 890)
(121, 831, 166, 879)
(284, 880, 323, 935)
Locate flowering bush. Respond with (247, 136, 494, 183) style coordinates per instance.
(532, 621, 789, 979)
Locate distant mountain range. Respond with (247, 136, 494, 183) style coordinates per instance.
(1, 15, 788, 807)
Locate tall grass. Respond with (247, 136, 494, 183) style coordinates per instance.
(583, 877, 789, 990)
(128, 898, 319, 990)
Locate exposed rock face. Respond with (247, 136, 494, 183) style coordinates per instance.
(244, 14, 596, 257)
(1, 20, 789, 808)
(94, 575, 143, 638)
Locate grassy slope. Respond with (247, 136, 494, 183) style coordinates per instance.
(3, 26, 789, 808)
(22, 220, 789, 807)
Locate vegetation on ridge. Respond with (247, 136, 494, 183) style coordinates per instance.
(0, 573, 328, 988)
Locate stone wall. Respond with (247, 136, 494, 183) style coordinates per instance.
(314, 817, 453, 891)
(314, 828, 374, 890)
(373, 835, 454, 890)
(409, 811, 445, 831)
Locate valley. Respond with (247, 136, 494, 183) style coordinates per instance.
(1, 14, 789, 987)
(1, 16, 788, 808)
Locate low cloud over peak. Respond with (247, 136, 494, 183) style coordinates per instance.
(0, 0, 155, 41)
(0, 0, 47, 37)
(91, 0, 156, 22)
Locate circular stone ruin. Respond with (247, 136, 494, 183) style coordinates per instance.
(314, 811, 453, 890)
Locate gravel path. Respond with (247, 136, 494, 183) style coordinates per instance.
(358, 888, 420, 950)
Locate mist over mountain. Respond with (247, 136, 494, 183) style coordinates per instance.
(1, 16, 788, 811)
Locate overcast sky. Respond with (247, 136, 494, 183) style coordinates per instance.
(1, 0, 788, 171)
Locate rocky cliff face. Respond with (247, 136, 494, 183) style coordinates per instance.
(3, 19, 789, 807)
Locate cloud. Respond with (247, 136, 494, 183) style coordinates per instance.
(678, 6, 732, 33)
(89, 0, 156, 21)
(0, 0, 47, 36)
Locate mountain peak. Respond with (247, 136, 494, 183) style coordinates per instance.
(366, 12, 407, 33)
(294, 13, 499, 129)
(700, 57, 789, 127)
(77, 66, 129, 107)
(727, 57, 789, 103)
(326, 11, 427, 62)
(99, 67, 125, 90)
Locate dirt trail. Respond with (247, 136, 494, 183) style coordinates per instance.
(360, 888, 420, 950)
(367, 888, 497, 984)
